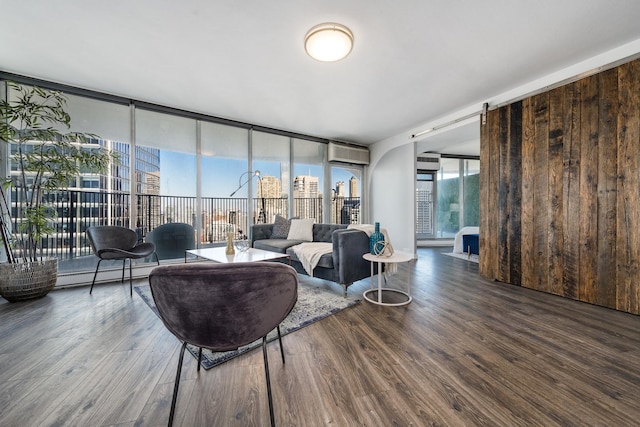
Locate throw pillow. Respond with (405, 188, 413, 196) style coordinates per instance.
(287, 218, 315, 241)
(271, 214, 291, 239)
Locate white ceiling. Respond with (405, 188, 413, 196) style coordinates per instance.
(2, 0, 640, 156)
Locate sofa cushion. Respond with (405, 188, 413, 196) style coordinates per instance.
(253, 238, 304, 253)
(271, 214, 291, 239)
(287, 218, 315, 241)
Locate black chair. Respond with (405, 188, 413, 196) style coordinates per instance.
(145, 222, 196, 260)
(86, 226, 158, 296)
(149, 262, 298, 427)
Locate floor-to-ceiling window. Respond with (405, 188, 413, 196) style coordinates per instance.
(1, 77, 369, 280)
(201, 122, 249, 241)
(437, 158, 462, 238)
(135, 109, 197, 235)
(252, 131, 290, 222)
(416, 172, 435, 239)
(293, 138, 325, 222)
(331, 165, 362, 224)
(417, 156, 479, 239)
(463, 159, 480, 227)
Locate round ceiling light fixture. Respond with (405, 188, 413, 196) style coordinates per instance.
(304, 23, 353, 62)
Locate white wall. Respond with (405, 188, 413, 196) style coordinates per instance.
(368, 143, 416, 256)
(367, 38, 640, 258)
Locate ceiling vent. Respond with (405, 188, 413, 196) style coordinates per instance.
(328, 142, 370, 165)
(417, 152, 441, 171)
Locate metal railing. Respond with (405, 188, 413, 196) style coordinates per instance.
(6, 188, 361, 262)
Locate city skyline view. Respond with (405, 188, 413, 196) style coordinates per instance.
(160, 150, 360, 199)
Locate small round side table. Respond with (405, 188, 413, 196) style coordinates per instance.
(362, 251, 413, 306)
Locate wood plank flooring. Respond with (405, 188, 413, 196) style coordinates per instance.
(1, 248, 640, 426)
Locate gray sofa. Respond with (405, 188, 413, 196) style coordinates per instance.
(251, 223, 376, 296)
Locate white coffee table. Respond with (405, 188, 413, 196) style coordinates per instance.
(185, 247, 290, 264)
(362, 251, 413, 306)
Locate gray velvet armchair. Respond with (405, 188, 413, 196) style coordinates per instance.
(145, 222, 195, 260)
(86, 225, 158, 296)
(149, 262, 299, 427)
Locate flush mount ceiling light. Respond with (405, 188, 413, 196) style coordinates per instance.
(304, 23, 353, 62)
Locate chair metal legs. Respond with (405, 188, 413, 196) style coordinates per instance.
(169, 341, 188, 427)
(89, 259, 104, 294)
(128, 259, 133, 296)
(262, 336, 276, 427)
(169, 333, 283, 427)
(277, 326, 285, 364)
(89, 258, 138, 296)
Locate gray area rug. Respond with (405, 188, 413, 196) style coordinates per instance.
(442, 251, 479, 264)
(135, 276, 360, 369)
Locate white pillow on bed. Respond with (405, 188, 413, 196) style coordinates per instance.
(287, 218, 315, 241)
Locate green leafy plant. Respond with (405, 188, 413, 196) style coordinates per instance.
(0, 82, 114, 263)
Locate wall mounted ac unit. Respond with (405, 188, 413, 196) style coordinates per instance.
(328, 142, 370, 165)
(417, 152, 441, 171)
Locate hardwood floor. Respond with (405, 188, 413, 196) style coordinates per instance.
(1, 248, 640, 426)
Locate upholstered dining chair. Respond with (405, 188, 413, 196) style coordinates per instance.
(86, 226, 158, 296)
(149, 262, 299, 427)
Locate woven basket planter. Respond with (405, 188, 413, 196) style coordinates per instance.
(0, 258, 58, 302)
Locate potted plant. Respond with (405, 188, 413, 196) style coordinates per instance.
(0, 82, 112, 302)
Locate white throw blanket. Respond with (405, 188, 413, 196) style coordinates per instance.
(290, 242, 332, 277)
(348, 224, 397, 274)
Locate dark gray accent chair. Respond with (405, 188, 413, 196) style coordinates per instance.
(86, 226, 158, 296)
(146, 222, 196, 260)
(149, 262, 298, 427)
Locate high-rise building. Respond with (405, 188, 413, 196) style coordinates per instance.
(257, 176, 281, 198)
(293, 175, 321, 220)
(8, 138, 161, 258)
(336, 181, 345, 197)
(349, 176, 358, 198)
(294, 175, 319, 197)
(257, 175, 282, 222)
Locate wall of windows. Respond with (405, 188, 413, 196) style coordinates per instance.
(416, 157, 479, 239)
(331, 165, 362, 225)
(0, 78, 365, 276)
(435, 157, 479, 238)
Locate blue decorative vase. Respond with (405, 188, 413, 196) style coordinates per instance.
(369, 222, 385, 255)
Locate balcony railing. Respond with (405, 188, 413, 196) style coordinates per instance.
(6, 188, 360, 262)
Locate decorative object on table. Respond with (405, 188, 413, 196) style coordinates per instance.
(369, 222, 385, 255)
(0, 82, 113, 302)
(349, 223, 397, 274)
(234, 238, 251, 252)
(225, 226, 235, 255)
(374, 240, 394, 257)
